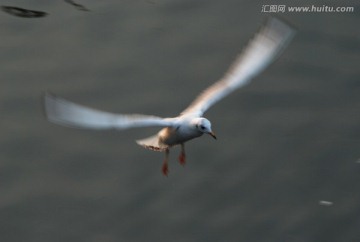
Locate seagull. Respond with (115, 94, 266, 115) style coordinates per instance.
(44, 17, 295, 176)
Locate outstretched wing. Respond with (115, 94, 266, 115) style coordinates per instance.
(181, 17, 295, 117)
(44, 93, 176, 130)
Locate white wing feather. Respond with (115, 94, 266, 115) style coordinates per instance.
(181, 17, 295, 117)
(44, 93, 176, 130)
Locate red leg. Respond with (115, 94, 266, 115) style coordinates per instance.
(162, 149, 169, 176)
(162, 163, 168, 176)
(178, 144, 186, 166)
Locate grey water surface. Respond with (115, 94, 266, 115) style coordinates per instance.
(1, 0, 360, 241)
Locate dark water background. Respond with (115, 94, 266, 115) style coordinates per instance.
(1, 0, 360, 241)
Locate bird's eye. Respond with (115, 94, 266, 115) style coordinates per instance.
(200, 125, 205, 130)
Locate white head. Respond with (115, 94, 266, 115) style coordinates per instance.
(193, 117, 216, 139)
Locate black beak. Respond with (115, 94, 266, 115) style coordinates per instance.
(208, 131, 217, 140)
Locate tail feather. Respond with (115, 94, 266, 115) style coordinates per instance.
(136, 135, 168, 152)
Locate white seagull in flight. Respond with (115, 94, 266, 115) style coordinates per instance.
(44, 17, 295, 176)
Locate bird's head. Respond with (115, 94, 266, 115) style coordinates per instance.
(194, 117, 216, 139)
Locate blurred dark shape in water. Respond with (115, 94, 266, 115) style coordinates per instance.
(64, 0, 90, 11)
(1, 5, 47, 18)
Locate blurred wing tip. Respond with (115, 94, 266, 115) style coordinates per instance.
(43, 92, 61, 115)
(266, 15, 297, 30)
(44, 91, 56, 99)
(263, 16, 296, 41)
(43, 92, 55, 117)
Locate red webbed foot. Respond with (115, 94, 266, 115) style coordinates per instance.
(162, 149, 169, 176)
(179, 144, 186, 166)
(178, 152, 186, 166)
(162, 163, 169, 176)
